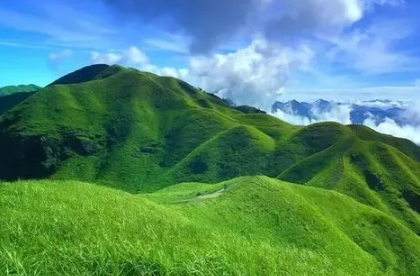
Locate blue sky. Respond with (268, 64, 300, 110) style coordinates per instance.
(0, 0, 420, 107)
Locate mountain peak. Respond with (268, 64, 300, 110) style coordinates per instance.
(50, 64, 125, 86)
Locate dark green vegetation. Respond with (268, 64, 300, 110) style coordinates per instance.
(0, 91, 36, 116)
(0, 84, 40, 115)
(0, 84, 40, 97)
(1, 65, 420, 275)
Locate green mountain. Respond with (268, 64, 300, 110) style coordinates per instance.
(0, 84, 40, 115)
(1, 65, 420, 275)
(0, 91, 37, 116)
(0, 84, 40, 97)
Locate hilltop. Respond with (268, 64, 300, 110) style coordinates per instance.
(0, 65, 419, 230)
(1, 65, 420, 275)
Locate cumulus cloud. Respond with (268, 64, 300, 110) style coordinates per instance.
(90, 46, 191, 80)
(91, 46, 148, 65)
(99, 0, 398, 54)
(273, 104, 352, 125)
(365, 118, 420, 144)
(185, 38, 314, 110)
(263, 0, 363, 40)
(100, 0, 255, 53)
(95, 0, 415, 111)
(402, 100, 420, 126)
(92, 40, 313, 109)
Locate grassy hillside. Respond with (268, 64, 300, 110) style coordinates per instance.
(0, 84, 40, 97)
(0, 91, 36, 116)
(1, 65, 420, 274)
(1, 176, 420, 275)
(1, 65, 420, 233)
(0, 64, 298, 190)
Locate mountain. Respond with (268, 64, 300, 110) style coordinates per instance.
(0, 64, 298, 192)
(0, 91, 37, 116)
(0, 84, 40, 97)
(272, 99, 313, 117)
(272, 99, 409, 126)
(0, 84, 40, 115)
(1, 65, 420, 275)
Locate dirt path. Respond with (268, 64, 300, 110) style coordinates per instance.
(172, 188, 226, 204)
(196, 189, 225, 200)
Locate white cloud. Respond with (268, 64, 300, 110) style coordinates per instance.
(273, 104, 352, 126)
(273, 110, 313, 125)
(365, 118, 420, 144)
(356, 100, 410, 109)
(184, 38, 314, 110)
(324, 18, 416, 74)
(49, 49, 73, 61)
(402, 100, 420, 125)
(89, 43, 420, 144)
(272, 99, 420, 144)
(91, 47, 148, 65)
(91, 40, 314, 110)
(91, 52, 122, 64)
(126, 46, 149, 64)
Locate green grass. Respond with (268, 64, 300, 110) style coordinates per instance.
(1, 65, 420, 274)
(0, 91, 36, 116)
(0, 84, 40, 97)
(1, 176, 420, 275)
(1, 65, 420, 232)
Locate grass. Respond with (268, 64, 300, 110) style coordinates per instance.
(0, 65, 420, 274)
(0, 92, 36, 116)
(1, 176, 420, 275)
(1, 64, 420, 233)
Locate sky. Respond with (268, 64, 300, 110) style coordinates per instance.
(1, 0, 420, 110)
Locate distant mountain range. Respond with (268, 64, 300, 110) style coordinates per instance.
(0, 85, 40, 115)
(0, 84, 40, 97)
(272, 99, 414, 127)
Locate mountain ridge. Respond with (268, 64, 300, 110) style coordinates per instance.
(1, 65, 420, 275)
(272, 99, 410, 126)
(0, 84, 40, 97)
(0, 65, 419, 231)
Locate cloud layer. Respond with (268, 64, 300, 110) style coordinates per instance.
(273, 99, 420, 144)
(99, 0, 399, 54)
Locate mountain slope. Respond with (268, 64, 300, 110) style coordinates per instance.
(0, 91, 36, 116)
(0, 65, 420, 234)
(1, 176, 420, 275)
(0, 64, 297, 191)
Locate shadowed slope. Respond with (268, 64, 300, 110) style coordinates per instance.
(0, 91, 36, 116)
